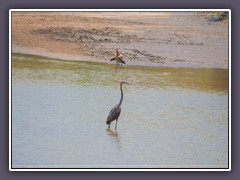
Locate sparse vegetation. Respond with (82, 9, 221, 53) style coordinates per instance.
(199, 11, 228, 22)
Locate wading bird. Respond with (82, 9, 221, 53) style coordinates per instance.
(106, 81, 131, 130)
(110, 50, 125, 67)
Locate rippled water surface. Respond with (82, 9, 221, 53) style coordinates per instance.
(12, 54, 229, 169)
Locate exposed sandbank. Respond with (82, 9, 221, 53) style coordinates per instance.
(12, 11, 229, 69)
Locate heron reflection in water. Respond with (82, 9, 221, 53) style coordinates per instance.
(110, 50, 125, 68)
(106, 128, 120, 142)
(106, 81, 131, 130)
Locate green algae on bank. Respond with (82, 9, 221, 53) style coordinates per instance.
(12, 53, 228, 94)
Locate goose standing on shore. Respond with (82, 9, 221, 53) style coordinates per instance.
(110, 50, 125, 68)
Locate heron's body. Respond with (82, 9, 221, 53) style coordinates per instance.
(106, 105, 121, 125)
(106, 81, 130, 129)
(110, 50, 125, 67)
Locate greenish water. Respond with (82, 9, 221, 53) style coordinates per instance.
(12, 53, 229, 169)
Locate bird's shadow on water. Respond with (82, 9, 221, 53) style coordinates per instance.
(110, 64, 126, 71)
(106, 128, 121, 142)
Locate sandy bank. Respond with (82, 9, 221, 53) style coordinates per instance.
(11, 11, 229, 69)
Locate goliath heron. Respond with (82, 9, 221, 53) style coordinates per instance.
(110, 50, 125, 67)
(106, 81, 131, 130)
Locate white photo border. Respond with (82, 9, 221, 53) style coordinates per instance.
(9, 9, 231, 171)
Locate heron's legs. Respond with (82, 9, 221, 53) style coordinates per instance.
(108, 124, 110, 129)
(115, 119, 118, 130)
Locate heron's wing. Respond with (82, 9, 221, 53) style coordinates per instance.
(107, 106, 118, 120)
(107, 105, 121, 122)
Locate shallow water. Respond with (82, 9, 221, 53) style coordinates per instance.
(12, 54, 229, 169)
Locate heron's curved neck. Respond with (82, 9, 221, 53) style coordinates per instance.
(118, 83, 124, 107)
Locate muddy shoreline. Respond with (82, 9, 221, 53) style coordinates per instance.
(12, 12, 229, 69)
